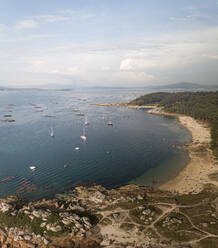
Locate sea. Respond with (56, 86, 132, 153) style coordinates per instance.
(0, 88, 191, 201)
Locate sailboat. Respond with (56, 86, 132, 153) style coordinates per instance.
(85, 116, 89, 126)
(50, 127, 54, 137)
(80, 126, 87, 141)
(29, 166, 36, 171)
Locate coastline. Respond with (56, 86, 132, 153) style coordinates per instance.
(91, 102, 156, 109)
(93, 102, 218, 194)
(148, 107, 218, 194)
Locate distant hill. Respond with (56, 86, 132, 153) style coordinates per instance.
(159, 82, 208, 89)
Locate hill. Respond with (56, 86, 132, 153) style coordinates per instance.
(161, 82, 202, 89)
(156, 82, 218, 89)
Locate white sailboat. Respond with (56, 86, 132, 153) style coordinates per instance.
(50, 127, 54, 137)
(85, 116, 89, 126)
(80, 126, 87, 141)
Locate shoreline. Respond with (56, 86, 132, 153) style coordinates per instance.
(91, 102, 156, 109)
(93, 102, 218, 194)
(147, 107, 218, 194)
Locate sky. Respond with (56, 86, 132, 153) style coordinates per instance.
(0, 0, 218, 88)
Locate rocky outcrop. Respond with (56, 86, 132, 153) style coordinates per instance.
(0, 184, 217, 247)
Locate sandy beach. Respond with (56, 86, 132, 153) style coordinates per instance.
(93, 102, 218, 194)
(91, 103, 156, 109)
(148, 107, 218, 194)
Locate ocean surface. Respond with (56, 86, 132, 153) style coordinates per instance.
(0, 88, 191, 200)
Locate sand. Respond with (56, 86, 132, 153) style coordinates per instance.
(93, 102, 218, 194)
(91, 103, 156, 109)
(148, 108, 218, 194)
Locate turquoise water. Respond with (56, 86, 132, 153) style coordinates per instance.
(0, 88, 191, 200)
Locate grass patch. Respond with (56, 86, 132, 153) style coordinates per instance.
(199, 238, 218, 248)
(120, 223, 135, 231)
(154, 212, 193, 242)
(175, 187, 217, 205)
(0, 212, 45, 235)
(180, 204, 218, 235)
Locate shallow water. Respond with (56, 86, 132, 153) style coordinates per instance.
(0, 88, 191, 200)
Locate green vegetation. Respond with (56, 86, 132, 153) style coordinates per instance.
(129, 91, 218, 157)
(0, 212, 45, 235)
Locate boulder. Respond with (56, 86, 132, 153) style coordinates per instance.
(0, 202, 13, 213)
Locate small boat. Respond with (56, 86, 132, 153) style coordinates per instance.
(29, 166, 36, 171)
(50, 127, 54, 137)
(107, 122, 113, 126)
(85, 116, 89, 126)
(80, 135, 87, 141)
(75, 147, 80, 150)
(80, 126, 87, 141)
(76, 112, 85, 116)
(64, 164, 67, 168)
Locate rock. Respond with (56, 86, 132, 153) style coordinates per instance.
(72, 214, 80, 221)
(24, 210, 31, 215)
(13, 235, 19, 242)
(46, 224, 62, 232)
(137, 195, 143, 200)
(201, 223, 208, 228)
(0, 228, 7, 244)
(11, 211, 17, 216)
(0, 202, 13, 213)
(82, 217, 91, 227)
(142, 209, 151, 215)
(149, 217, 153, 221)
(42, 237, 50, 245)
(32, 209, 50, 219)
(19, 241, 36, 248)
(101, 239, 111, 246)
(90, 191, 106, 203)
(29, 215, 34, 220)
(23, 234, 32, 241)
(40, 222, 46, 228)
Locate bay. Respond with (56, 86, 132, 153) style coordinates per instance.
(0, 88, 191, 200)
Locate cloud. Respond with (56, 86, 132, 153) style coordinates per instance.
(11, 9, 96, 32)
(101, 66, 111, 71)
(1, 25, 218, 86)
(59, 9, 96, 20)
(0, 24, 8, 31)
(120, 59, 156, 71)
(114, 71, 155, 82)
(51, 66, 80, 75)
(14, 20, 38, 31)
(33, 15, 70, 23)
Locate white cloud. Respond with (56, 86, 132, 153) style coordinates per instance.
(0, 24, 7, 31)
(114, 71, 155, 82)
(51, 66, 80, 75)
(33, 15, 70, 23)
(59, 9, 96, 20)
(14, 20, 38, 31)
(1, 25, 218, 86)
(11, 10, 96, 32)
(101, 66, 111, 71)
(120, 59, 156, 71)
